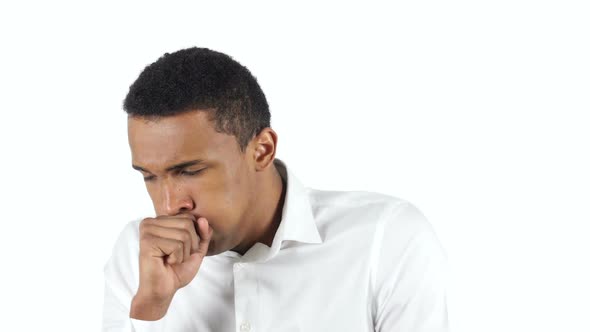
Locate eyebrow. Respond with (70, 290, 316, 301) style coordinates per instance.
(132, 159, 205, 174)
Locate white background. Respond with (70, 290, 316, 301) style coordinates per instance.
(0, 1, 588, 331)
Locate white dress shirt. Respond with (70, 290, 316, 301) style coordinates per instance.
(103, 158, 449, 331)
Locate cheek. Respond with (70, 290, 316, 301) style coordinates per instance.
(197, 165, 249, 234)
(195, 186, 237, 233)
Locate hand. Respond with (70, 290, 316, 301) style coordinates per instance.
(130, 213, 213, 321)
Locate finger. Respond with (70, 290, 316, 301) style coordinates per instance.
(195, 217, 213, 257)
(153, 215, 200, 254)
(142, 235, 185, 265)
(173, 251, 204, 288)
(142, 224, 192, 264)
(166, 248, 182, 265)
(155, 214, 195, 223)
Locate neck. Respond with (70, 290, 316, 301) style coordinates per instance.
(232, 164, 286, 256)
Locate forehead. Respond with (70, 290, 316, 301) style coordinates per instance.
(127, 110, 238, 169)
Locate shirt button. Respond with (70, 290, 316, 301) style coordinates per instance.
(240, 321, 251, 332)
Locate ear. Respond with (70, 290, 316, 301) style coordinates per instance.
(250, 128, 278, 172)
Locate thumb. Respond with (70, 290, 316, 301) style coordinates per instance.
(195, 217, 213, 257)
(173, 252, 205, 288)
(173, 218, 213, 287)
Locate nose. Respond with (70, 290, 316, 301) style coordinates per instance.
(160, 181, 195, 216)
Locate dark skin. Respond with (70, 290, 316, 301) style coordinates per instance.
(127, 109, 285, 320)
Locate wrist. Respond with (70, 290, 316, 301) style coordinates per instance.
(130, 292, 174, 321)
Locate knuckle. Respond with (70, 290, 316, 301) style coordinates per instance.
(182, 222, 193, 231)
(139, 224, 153, 237)
(141, 217, 154, 225)
(139, 219, 153, 232)
(181, 231, 190, 242)
(139, 232, 152, 243)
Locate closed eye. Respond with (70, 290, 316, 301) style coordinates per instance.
(180, 169, 204, 176)
(143, 169, 205, 181)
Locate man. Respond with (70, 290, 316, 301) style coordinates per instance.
(102, 47, 449, 331)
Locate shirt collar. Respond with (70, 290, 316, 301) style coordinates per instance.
(221, 157, 323, 261)
(271, 158, 323, 246)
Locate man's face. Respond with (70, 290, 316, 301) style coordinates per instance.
(128, 110, 256, 256)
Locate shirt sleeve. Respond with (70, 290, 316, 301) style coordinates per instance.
(372, 201, 450, 332)
(102, 220, 167, 332)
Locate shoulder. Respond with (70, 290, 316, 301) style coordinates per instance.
(307, 188, 408, 217)
(307, 188, 403, 208)
(307, 187, 423, 231)
(367, 199, 449, 330)
(306, 187, 444, 260)
(111, 218, 142, 255)
(103, 218, 143, 287)
(305, 188, 436, 250)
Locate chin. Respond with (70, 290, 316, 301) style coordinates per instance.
(205, 239, 224, 257)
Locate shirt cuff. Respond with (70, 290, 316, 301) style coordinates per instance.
(130, 316, 166, 331)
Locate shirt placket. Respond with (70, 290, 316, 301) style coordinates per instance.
(233, 262, 258, 332)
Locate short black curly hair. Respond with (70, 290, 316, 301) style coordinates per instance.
(123, 47, 271, 153)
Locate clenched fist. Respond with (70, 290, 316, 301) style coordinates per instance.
(130, 214, 213, 321)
